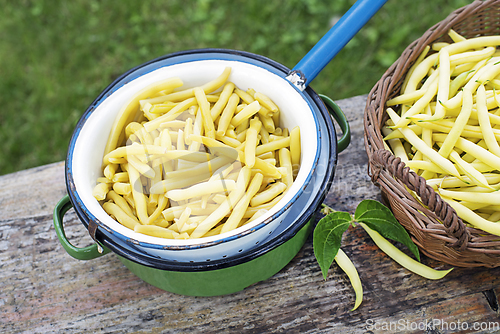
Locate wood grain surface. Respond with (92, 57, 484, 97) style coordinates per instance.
(2, 95, 500, 334)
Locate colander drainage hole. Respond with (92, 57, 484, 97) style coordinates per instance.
(222, 255, 227, 258)
(238, 249, 243, 253)
(255, 241, 259, 245)
(269, 230, 273, 235)
(206, 259, 211, 261)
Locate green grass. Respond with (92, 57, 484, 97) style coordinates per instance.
(0, 0, 471, 175)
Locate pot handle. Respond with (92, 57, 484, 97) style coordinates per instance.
(319, 94, 351, 153)
(53, 195, 110, 260)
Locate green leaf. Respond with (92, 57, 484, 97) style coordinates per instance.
(313, 211, 352, 279)
(354, 199, 420, 261)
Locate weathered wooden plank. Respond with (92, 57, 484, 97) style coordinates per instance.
(0, 161, 67, 221)
(2, 95, 500, 334)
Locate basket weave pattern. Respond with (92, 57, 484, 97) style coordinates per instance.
(364, 0, 500, 267)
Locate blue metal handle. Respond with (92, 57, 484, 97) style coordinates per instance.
(288, 0, 388, 89)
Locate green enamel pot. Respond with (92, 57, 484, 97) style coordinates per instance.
(54, 90, 349, 296)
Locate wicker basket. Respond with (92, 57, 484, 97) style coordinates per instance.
(364, 0, 500, 267)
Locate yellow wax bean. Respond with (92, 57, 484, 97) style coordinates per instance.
(159, 120, 186, 130)
(395, 77, 439, 127)
(123, 193, 135, 209)
(403, 53, 439, 93)
(443, 60, 500, 110)
(259, 126, 270, 144)
(290, 126, 301, 176)
(254, 137, 291, 156)
(449, 151, 492, 189)
(234, 88, 254, 104)
(215, 133, 242, 148)
(254, 92, 278, 112)
(236, 129, 248, 143)
(428, 48, 451, 122)
(257, 151, 274, 160)
(190, 166, 251, 238)
(126, 122, 154, 145)
(257, 106, 274, 118)
(245, 209, 268, 224)
(402, 45, 430, 93)
(210, 82, 235, 120)
(217, 93, 240, 136)
(111, 172, 129, 183)
(151, 171, 209, 195)
(199, 163, 235, 207)
(477, 84, 500, 156)
(142, 97, 197, 132)
(260, 114, 276, 133)
(188, 108, 203, 151)
(235, 103, 247, 114)
(442, 197, 500, 237)
(448, 29, 466, 43)
(146, 195, 169, 225)
(244, 118, 262, 168)
(449, 46, 496, 67)
(142, 67, 231, 105)
(334, 248, 363, 311)
(173, 207, 192, 232)
(183, 117, 194, 145)
(103, 144, 168, 164)
(113, 182, 132, 196)
(279, 148, 293, 187)
(166, 179, 236, 201)
(250, 181, 287, 207)
(243, 194, 284, 218)
(387, 108, 460, 177)
(272, 109, 280, 128)
(360, 223, 453, 279)
(434, 133, 500, 170)
(405, 161, 444, 175)
(448, 71, 470, 98)
(188, 134, 242, 156)
(387, 89, 426, 106)
(438, 188, 500, 206)
(194, 87, 216, 139)
(432, 42, 450, 51)
(127, 155, 155, 179)
(103, 77, 184, 156)
(438, 87, 473, 158)
(161, 202, 219, 221)
(442, 35, 500, 56)
(221, 172, 263, 233)
(381, 126, 409, 163)
(103, 202, 140, 230)
(253, 158, 282, 179)
(134, 224, 178, 239)
(104, 163, 118, 180)
(427, 173, 500, 190)
(93, 182, 111, 201)
(96, 177, 112, 184)
(202, 225, 224, 238)
(106, 190, 134, 216)
(231, 100, 261, 127)
(147, 101, 177, 114)
(128, 163, 149, 225)
(176, 128, 185, 151)
(263, 158, 276, 165)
